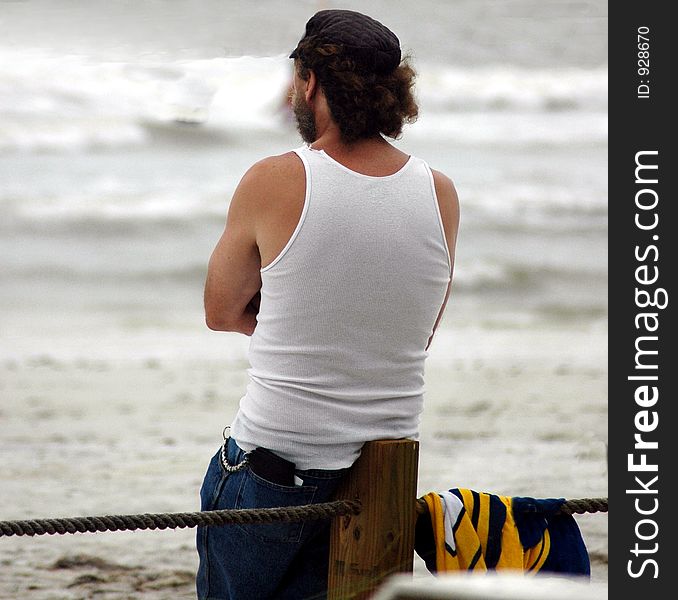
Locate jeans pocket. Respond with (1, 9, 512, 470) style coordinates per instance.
(235, 468, 318, 543)
(200, 450, 232, 512)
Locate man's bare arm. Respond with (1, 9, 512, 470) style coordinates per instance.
(204, 153, 305, 335)
(426, 169, 460, 350)
(204, 165, 265, 335)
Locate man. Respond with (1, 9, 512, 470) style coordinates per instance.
(197, 9, 459, 600)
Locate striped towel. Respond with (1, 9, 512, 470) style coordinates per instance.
(414, 488, 590, 576)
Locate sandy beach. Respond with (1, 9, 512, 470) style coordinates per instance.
(0, 319, 607, 599)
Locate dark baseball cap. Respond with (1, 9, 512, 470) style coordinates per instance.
(289, 9, 401, 74)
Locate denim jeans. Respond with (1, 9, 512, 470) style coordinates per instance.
(196, 437, 349, 600)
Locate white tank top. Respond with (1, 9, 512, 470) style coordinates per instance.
(230, 145, 451, 469)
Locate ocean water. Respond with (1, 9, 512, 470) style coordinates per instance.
(0, 1, 608, 596)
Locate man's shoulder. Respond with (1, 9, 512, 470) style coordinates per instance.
(428, 168, 460, 250)
(429, 167, 457, 203)
(231, 151, 305, 216)
(241, 151, 305, 189)
(429, 168, 455, 195)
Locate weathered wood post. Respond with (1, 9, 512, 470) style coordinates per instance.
(328, 439, 420, 600)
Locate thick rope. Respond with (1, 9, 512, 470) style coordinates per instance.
(558, 497, 608, 515)
(0, 496, 607, 538)
(415, 497, 608, 516)
(0, 500, 362, 538)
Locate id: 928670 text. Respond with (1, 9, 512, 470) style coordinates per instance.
(637, 26, 650, 99)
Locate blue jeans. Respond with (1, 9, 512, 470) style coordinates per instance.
(196, 438, 349, 599)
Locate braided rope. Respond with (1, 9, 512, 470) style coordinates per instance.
(0, 500, 362, 538)
(558, 497, 608, 515)
(0, 496, 607, 538)
(415, 497, 608, 516)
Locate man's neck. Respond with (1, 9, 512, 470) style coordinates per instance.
(309, 133, 410, 178)
(311, 134, 389, 156)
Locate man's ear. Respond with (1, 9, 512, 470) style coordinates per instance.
(305, 70, 318, 103)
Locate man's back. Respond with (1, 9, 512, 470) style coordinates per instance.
(255, 139, 414, 269)
(230, 144, 452, 469)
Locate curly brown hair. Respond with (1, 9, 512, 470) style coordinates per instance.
(294, 40, 418, 143)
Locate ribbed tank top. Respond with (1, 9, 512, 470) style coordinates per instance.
(230, 145, 451, 469)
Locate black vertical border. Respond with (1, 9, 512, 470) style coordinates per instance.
(609, 2, 676, 595)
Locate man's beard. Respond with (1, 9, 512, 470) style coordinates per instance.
(292, 91, 317, 144)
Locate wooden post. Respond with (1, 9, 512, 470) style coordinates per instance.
(328, 439, 419, 600)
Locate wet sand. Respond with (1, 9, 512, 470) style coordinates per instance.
(0, 323, 607, 598)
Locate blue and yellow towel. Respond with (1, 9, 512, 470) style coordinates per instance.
(414, 489, 590, 576)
